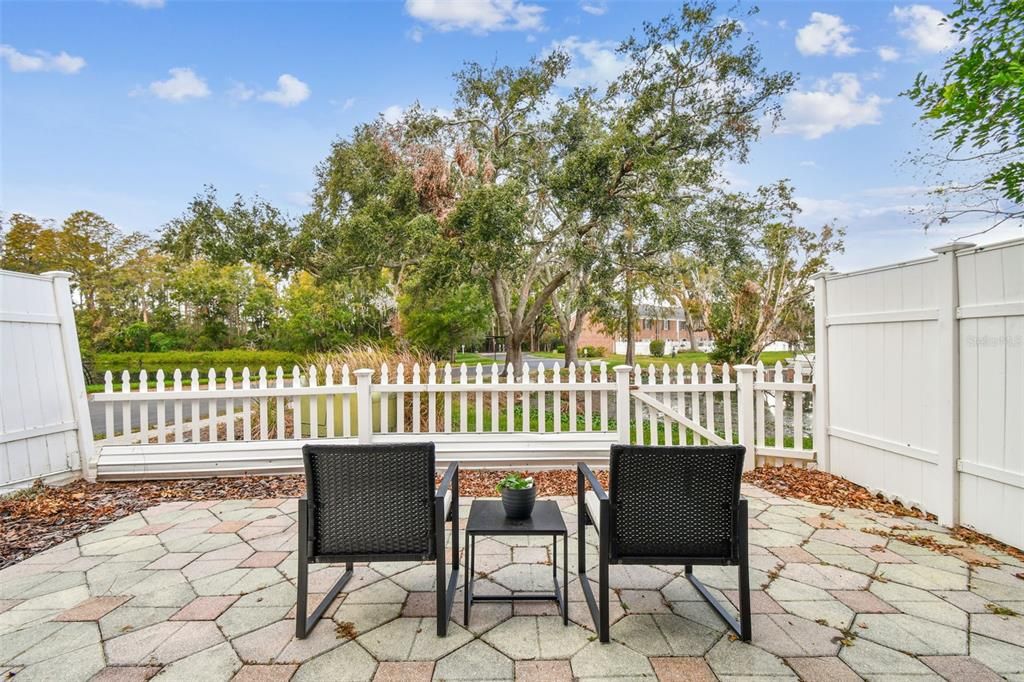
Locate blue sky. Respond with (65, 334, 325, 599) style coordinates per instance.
(2, 0, 1015, 270)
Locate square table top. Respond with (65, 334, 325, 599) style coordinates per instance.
(465, 499, 567, 535)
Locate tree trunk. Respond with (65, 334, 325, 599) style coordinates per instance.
(624, 274, 636, 366)
(506, 335, 524, 375)
(683, 306, 698, 351)
(564, 322, 583, 367)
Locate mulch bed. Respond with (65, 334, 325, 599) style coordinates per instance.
(4, 465, 1020, 570)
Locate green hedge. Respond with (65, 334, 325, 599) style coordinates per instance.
(93, 350, 303, 381)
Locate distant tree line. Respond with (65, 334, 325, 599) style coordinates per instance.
(1, 2, 868, 368)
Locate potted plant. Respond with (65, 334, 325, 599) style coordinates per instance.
(496, 472, 536, 519)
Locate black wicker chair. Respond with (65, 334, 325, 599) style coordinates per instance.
(577, 444, 750, 643)
(297, 443, 459, 638)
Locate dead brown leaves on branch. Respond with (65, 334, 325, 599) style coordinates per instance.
(743, 465, 935, 520)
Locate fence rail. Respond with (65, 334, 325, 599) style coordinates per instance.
(91, 360, 814, 479)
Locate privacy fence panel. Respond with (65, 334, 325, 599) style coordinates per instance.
(816, 237, 1024, 548)
(0, 270, 93, 490)
(956, 240, 1024, 549)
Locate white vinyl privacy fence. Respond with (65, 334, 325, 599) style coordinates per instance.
(815, 237, 1024, 548)
(0, 270, 94, 490)
(91, 360, 814, 480)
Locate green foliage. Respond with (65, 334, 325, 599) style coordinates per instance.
(649, 339, 666, 357)
(399, 278, 492, 356)
(159, 186, 295, 276)
(94, 350, 302, 381)
(904, 0, 1023, 224)
(495, 472, 534, 493)
(581, 346, 605, 358)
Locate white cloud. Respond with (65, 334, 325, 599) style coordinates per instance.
(258, 74, 311, 107)
(341, 97, 356, 111)
(124, 0, 165, 7)
(799, 160, 818, 167)
(892, 5, 957, 53)
(580, 1, 607, 16)
(405, 0, 544, 33)
(227, 82, 255, 101)
(549, 37, 629, 89)
(0, 44, 86, 74)
(877, 46, 901, 62)
(408, 26, 425, 42)
(777, 73, 886, 139)
(795, 12, 859, 56)
(149, 67, 210, 101)
(382, 105, 405, 123)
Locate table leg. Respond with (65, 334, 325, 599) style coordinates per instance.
(563, 531, 568, 624)
(463, 530, 472, 625)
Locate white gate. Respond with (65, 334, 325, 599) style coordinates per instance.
(815, 237, 1024, 548)
(0, 270, 93, 490)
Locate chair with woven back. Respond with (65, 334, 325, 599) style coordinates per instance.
(297, 442, 459, 638)
(577, 444, 751, 642)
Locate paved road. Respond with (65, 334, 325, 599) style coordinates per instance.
(88, 354, 566, 438)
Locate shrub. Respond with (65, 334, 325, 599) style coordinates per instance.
(555, 344, 566, 354)
(649, 339, 666, 357)
(305, 341, 435, 382)
(581, 346, 606, 358)
(93, 350, 303, 382)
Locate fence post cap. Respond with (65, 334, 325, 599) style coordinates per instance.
(613, 365, 633, 374)
(734, 364, 756, 371)
(41, 270, 74, 279)
(353, 368, 374, 378)
(931, 241, 976, 254)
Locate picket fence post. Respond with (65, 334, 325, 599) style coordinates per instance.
(43, 271, 96, 481)
(614, 365, 632, 444)
(734, 364, 755, 471)
(354, 368, 374, 444)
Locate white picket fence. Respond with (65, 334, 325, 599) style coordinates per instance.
(90, 360, 814, 479)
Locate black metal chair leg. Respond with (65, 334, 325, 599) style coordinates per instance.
(737, 499, 752, 641)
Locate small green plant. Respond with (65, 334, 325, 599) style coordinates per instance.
(649, 339, 666, 357)
(495, 472, 534, 493)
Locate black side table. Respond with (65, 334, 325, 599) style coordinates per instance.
(463, 499, 568, 625)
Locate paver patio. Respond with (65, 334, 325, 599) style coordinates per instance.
(1, 484, 1022, 681)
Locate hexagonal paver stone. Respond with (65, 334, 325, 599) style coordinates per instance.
(372, 661, 434, 682)
(972, 612, 1024, 647)
(152, 642, 241, 681)
(332, 602, 403, 638)
(12, 639, 106, 681)
(55, 596, 131, 622)
(343, 579, 407, 605)
(854, 613, 967, 655)
(106, 621, 225, 665)
(481, 616, 591, 660)
(290, 641, 377, 682)
(357, 617, 473, 661)
(749, 613, 842, 657)
(570, 640, 655, 679)
(704, 636, 794, 679)
(619, 590, 671, 614)
(90, 666, 162, 681)
(489, 564, 555, 592)
(780, 563, 871, 591)
(919, 655, 1003, 681)
(171, 596, 239, 621)
(232, 664, 298, 682)
(839, 638, 936, 677)
(649, 656, 716, 681)
(785, 656, 860, 682)
(433, 640, 513, 680)
(879, 563, 968, 591)
(231, 620, 295, 663)
(514, 660, 573, 682)
(969, 633, 1024, 674)
(607, 565, 674, 590)
(829, 589, 898, 614)
(611, 614, 720, 657)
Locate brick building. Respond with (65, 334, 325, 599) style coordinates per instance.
(575, 304, 712, 355)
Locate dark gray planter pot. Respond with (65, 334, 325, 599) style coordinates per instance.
(500, 486, 536, 519)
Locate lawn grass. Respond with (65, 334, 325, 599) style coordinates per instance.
(531, 350, 794, 368)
